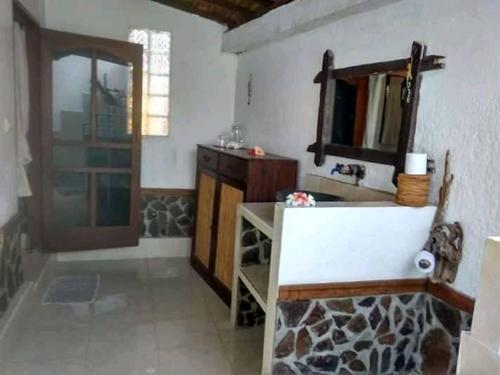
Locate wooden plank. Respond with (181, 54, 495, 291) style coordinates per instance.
(278, 278, 428, 300)
(278, 278, 475, 314)
(313, 50, 335, 166)
(193, 173, 217, 269)
(307, 142, 398, 165)
(214, 183, 244, 289)
(313, 55, 445, 83)
(393, 42, 426, 185)
(427, 281, 475, 314)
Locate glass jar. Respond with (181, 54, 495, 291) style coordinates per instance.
(231, 125, 243, 144)
(217, 134, 228, 148)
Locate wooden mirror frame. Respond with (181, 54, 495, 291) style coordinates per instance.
(307, 41, 445, 185)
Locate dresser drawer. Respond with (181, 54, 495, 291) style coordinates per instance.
(198, 148, 218, 171)
(218, 154, 248, 182)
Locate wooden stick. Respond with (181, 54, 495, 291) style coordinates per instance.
(434, 150, 454, 225)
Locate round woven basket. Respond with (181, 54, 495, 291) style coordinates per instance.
(395, 173, 431, 207)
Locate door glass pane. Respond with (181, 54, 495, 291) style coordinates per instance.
(96, 54, 133, 143)
(52, 51, 92, 141)
(97, 174, 131, 226)
(52, 173, 90, 227)
(53, 146, 131, 169)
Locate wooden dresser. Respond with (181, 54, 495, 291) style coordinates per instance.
(191, 145, 298, 304)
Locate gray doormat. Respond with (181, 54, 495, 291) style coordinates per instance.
(43, 275, 100, 304)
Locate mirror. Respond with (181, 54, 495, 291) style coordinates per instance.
(308, 42, 446, 184)
(332, 73, 404, 153)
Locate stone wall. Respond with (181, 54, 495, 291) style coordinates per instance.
(236, 218, 270, 327)
(0, 215, 24, 319)
(140, 193, 194, 238)
(273, 293, 471, 374)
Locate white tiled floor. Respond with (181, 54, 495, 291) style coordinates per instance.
(0, 258, 263, 375)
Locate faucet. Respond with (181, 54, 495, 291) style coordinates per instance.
(331, 163, 366, 185)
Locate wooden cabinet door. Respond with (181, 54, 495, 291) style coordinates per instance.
(193, 173, 217, 269)
(214, 183, 244, 290)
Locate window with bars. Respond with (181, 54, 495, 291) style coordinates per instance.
(129, 28, 171, 136)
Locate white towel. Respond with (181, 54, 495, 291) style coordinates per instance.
(14, 22, 32, 197)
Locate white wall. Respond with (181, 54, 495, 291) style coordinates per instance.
(44, 0, 237, 188)
(278, 203, 436, 285)
(231, 0, 500, 296)
(0, 0, 18, 227)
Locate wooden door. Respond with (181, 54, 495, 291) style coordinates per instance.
(214, 183, 244, 289)
(193, 173, 217, 269)
(40, 30, 142, 251)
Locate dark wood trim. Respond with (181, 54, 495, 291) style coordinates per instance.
(393, 42, 426, 184)
(53, 167, 132, 174)
(307, 143, 398, 166)
(427, 280, 475, 314)
(53, 140, 133, 149)
(313, 55, 445, 83)
(90, 50, 98, 142)
(278, 278, 475, 314)
(279, 278, 428, 300)
(309, 42, 440, 185)
(141, 188, 195, 197)
(313, 50, 334, 166)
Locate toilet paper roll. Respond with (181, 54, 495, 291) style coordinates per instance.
(405, 153, 428, 175)
(414, 250, 435, 274)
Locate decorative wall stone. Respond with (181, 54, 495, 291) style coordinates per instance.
(273, 293, 471, 374)
(140, 194, 194, 238)
(0, 216, 24, 320)
(236, 219, 271, 328)
(237, 281, 265, 327)
(241, 218, 272, 266)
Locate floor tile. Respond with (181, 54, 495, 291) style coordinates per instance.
(7, 257, 264, 375)
(153, 298, 209, 321)
(2, 358, 91, 375)
(223, 337, 263, 375)
(89, 319, 157, 354)
(157, 346, 233, 375)
(155, 318, 220, 351)
(10, 326, 90, 362)
(20, 303, 92, 331)
(86, 348, 159, 375)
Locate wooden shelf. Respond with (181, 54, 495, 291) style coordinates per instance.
(239, 264, 270, 311)
(240, 203, 274, 239)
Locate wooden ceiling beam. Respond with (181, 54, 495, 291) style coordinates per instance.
(233, 0, 295, 28)
(198, 0, 253, 16)
(152, 0, 238, 27)
(152, 0, 298, 28)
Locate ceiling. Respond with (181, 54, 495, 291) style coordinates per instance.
(152, 0, 295, 29)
